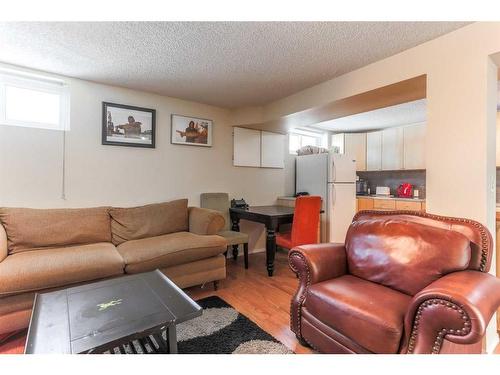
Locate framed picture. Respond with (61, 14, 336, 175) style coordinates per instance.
(102, 102, 156, 148)
(171, 114, 213, 147)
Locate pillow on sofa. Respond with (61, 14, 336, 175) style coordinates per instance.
(0, 207, 112, 254)
(345, 218, 471, 295)
(109, 199, 189, 245)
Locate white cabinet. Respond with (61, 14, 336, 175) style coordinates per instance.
(496, 113, 500, 167)
(344, 133, 366, 171)
(261, 131, 285, 168)
(233, 127, 285, 168)
(366, 131, 382, 171)
(381, 127, 404, 170)
(233, 127, 261, 167)
(331, 133, 345, 154)
(403, 123, 426, 169)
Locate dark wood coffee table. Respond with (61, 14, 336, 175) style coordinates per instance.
(24, 270, 202, 354)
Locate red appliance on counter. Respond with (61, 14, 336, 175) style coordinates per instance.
(397, 183, 413, 198)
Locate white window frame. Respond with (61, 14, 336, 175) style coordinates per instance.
(288, 128, 328, 154)
(0, 69, 70, 131)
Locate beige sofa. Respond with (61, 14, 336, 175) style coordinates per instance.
(0, 199, 227, 335)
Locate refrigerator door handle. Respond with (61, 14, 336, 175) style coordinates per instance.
(331, 160, 335, 182)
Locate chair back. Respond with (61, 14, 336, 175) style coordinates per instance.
(290, 196, 322, 247)
(353, 210, 493, 273)
(200, 193, 230, 231)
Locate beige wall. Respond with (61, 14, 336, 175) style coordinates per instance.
(0, 64, 295, 253)
(234, 22, 500, 352)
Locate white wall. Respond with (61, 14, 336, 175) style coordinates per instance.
(0, 65, 294, 252)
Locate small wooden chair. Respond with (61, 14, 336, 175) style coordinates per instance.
(200, 193, 250, 269)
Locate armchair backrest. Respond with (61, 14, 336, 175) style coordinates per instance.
(353, 211, 493, 273)
(345, 216, 472, 295)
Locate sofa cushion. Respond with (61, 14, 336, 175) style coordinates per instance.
(117, 231, 226, 274)
(0, 207, 112, 254)
(0, 243, 124, 296)
(345, 218, 471, 295)
(109, 199, 189, 245)
(304, 275, 411, 353)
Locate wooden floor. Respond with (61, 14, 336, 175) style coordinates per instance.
(185, 250, 314, 354)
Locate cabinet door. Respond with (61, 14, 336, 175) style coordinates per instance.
(382, 127, 404, 170)
(366, 131, 382, 171)
(496, 113, 500, 167)
(344, 133, 366, 171)
(233, 127, 261, 167)
(403, 123, 426, 170)
(261, 131, 285, 168)
(331, 133, 345, 154)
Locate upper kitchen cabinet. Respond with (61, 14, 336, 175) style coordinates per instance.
(344, 133, 366, 171)
(261, 131, 285, 168)
(233, 127, 285, 168)
(233, 127, 261, 167)
(381, 127, 404, 170)
(403, 123, 426, 169)
(366, 131, 382, 171)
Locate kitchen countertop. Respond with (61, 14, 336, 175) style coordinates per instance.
(357, 195, 426, 202)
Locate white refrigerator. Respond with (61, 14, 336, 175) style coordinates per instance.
(296, 153, 356, 243)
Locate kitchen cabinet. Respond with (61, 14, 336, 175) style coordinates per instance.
(233, 127, 285, 168)
(261, 131, 285, 168)
(344, 133, 366, 171)
(366, 131, 382, 171)
(356, 197, 425, 213)
(496, 113, 500, 166)
(331, 133, 345, 154)
(233, 127, 261, 167)
(381, 127, 404, 170)
(403, 123, 426, 169)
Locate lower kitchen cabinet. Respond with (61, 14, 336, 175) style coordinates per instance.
(356, 197, 425, 213)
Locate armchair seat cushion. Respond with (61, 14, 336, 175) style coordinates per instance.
(217, 230, 248, 246)
(0, 243, 124, 296)
(117, 231, 227, 274)
(304, 275, 411, 353)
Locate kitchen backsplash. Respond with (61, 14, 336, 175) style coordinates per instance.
(357, 170, 426, 198)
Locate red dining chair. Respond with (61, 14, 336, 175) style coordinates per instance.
(276, 196, 322, 250)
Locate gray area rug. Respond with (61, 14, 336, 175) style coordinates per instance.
(106, 296, 293, 354)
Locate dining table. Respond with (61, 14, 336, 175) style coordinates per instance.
(229, 205, 295, 277)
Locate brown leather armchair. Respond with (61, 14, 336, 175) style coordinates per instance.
(289, 211, 500, 354)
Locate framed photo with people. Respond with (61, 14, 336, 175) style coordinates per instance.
(102, 102, 156, 148)
(171, 114, 213, 147)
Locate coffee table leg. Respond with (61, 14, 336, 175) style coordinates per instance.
(167, 325, 178, 354)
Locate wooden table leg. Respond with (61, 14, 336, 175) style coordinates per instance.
(231, 216, 240, 260)
(266, 228, 276, 277)
(166, 325, 178, 354)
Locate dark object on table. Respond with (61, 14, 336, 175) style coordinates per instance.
(231, 198, 249, 209)
(289, 210, 500, 354)
(230, 205, 294, 277)
(294, 191, 309, 197)
(24, 270, 202, 354)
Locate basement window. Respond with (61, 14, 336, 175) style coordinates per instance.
(289, 128, 328, 154)
(0, 69, 70, 131)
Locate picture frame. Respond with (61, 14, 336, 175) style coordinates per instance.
(171, 114, 213, 147)
(102, 102, 156, 148)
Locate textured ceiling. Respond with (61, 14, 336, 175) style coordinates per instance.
(311, 99, 427, 132)
(0, 22, 470, 108)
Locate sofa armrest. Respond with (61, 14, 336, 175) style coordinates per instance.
(403, 270, 500, 354)
(188, 207, 225, 235)
(288, 243, 347, 338)
(0, 224, 7, 262)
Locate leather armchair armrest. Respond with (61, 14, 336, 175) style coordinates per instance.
(288, 243, 347, 338)
(402, 270, 500, 354)
(0, 224, 7, 262)
(188, 207, 225, 235)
